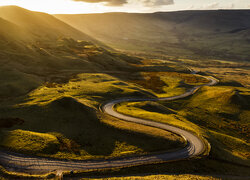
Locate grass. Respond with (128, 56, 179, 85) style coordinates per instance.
(0, 129, 59, 154)
(0, 32, 192, 168)
(115, 85, 250, 168)
(0, 37, 142, 99)
(2, 68, 248, 177)
(115, 102, 205, 137)
(62, 158, 250, 179)
(81, 174, 222, 180)
(0, 9, 249, 178)
(0, 22, 249, 177)
(21, 73, 153, 107)
(176, 86, 250, 141)
(174, 58, 250, 88)
(0, 66, 248, 178)
(0, 73, 186, 160)
(128, 72, 209, 98)
(0, 165, 55, 179)
(0, 68, 42, 98)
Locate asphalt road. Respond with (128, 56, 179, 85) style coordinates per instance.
(0, 74, 218, 175)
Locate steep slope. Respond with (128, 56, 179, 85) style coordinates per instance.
(162, 86, 250, 141)
(55, 10, 250, 61)
(0, 36, 139, 98)
(0, 6, 145, 98)
(55, 13, 178, 53)
(0, 6, 100, 43)
(0, 17, 31, 42)
(0, 7, 142, 98)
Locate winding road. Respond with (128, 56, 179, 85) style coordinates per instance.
(0, 73, 218, 175)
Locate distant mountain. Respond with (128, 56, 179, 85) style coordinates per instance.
(55, 10, 250, 61)
(0, 6, 103, 45)
(0, 17, 29, 42)
(0, 6, 140, 98)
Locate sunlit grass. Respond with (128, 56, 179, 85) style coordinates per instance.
(129, 72, 209, 98)
(0, 129, 59, 154)
(20, 73, 150, 108)
(115, 102, 204, 137)
(88, 174, 221, 180)
(115, 85, 250, 166)
(0, 72, 186, 160)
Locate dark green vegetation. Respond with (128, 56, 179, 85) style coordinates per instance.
(0, 5, 249, 179)
(0, 74, 185, 159)
(114, 83, 250, 178)
(0, 6, 141, 98)
(0, 6, 185, 160)
(0, 37, 140, 98)
(116, 86, 250, 161)
(128, 71, 210, 96)
(55, 10, 250, 62)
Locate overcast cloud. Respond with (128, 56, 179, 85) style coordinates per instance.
(73, 0, 127, 6)
(73, 0, 174, 6)
(143, 0, 174, 6)
(0, 0, 249, 14)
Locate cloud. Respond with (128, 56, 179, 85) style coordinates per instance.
(73, 0, 128, 6)
(205, 2, 220, 9)
(143, 0, 174, 6)
(73, 0, 174, 7)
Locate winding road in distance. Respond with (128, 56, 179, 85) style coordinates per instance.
(0, 72, 218, 175)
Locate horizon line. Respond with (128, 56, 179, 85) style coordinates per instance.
(1, 5, 250, 15)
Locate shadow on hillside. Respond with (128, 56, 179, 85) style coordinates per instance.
(0, 96, 183, 157)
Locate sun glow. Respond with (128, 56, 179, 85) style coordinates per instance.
(0, 0, 249, 14)
(0, 0, 115, 14)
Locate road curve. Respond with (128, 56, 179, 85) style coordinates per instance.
(0, 73, 218, 175)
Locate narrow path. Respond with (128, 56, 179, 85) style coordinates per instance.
(0, 73, 218, 175)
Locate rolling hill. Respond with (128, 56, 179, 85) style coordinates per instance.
(0, 6, 142, 98)
(0, 6, 249, 179)
(0, 6, 104, 45)
(55, 10, 250, 61)
(0, 17, 30, 42)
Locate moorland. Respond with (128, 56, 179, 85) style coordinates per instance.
(0, 6, 249, 179)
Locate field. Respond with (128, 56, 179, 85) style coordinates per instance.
(0, 6, 249, 179)
(0, 57, 249, 179)
(80, 174, 244, 180)
(0, 72, 186, 160)
(113, 64, 250, 177)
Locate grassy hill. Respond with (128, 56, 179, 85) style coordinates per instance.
(0, 73, 185, 160)
(0, 6, 249, 178)
(0, 18, 141, 98)
(115, 85, 250, 173)
(0, 6, 186, 162)
(0, 17, 31, 42)
(0, 6, 106, 46)
(55, 10, 250, 61)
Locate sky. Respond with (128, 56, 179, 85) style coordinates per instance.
(0, 0, 249, 14)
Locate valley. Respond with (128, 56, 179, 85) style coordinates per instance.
(0, 5, 249, 179)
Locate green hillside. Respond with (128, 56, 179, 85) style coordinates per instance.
(115, 85, 250, 176)
(0, 6, 185, 162)
(0, 73, 185, 160)
(0, 37, 141, 98)
(0, 6, 249, 179)
(55, 10, 250, 61)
